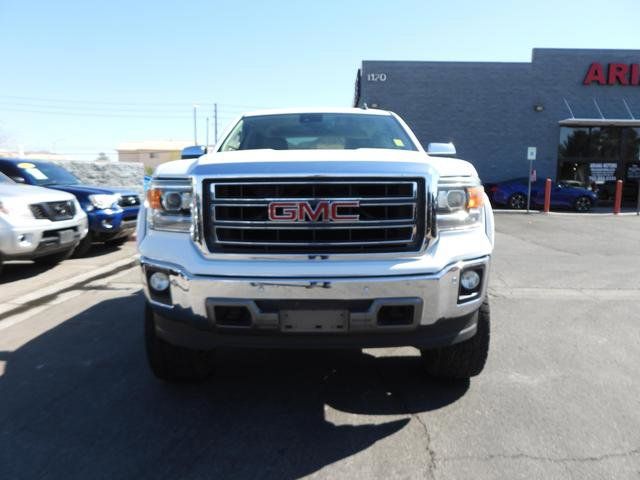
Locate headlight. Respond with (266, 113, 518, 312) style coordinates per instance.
(0, 200, 35, 219)
(146, 178, 192, 232)
(436, 182, 484, 230)
(89, 194, 120, 210)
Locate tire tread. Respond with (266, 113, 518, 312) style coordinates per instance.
(421, 300, 490, 379)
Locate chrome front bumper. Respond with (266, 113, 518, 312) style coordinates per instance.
(140, 255, 490, 349)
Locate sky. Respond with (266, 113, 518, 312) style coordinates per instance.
(0, 0, 638, 160)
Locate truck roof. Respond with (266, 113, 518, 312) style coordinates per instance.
(241, 107, 393, 118)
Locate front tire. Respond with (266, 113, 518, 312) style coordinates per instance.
(508, 193, 527, 210)
(145, 303, 215, 382)
(72, 231, 93, 257)
(106, 235, 130, 247)
(420, 300, 490, 379)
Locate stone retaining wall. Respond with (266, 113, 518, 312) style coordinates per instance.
(52, 161, 144, 193)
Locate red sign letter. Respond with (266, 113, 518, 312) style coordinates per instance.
(583, 63, 606, 85)
(631, 64, 640, 86)
(608, 63, 629, 85)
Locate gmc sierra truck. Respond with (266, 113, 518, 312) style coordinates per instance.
(137, 108, 494, 382)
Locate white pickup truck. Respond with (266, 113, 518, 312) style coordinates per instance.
(137, 108, 494, 382)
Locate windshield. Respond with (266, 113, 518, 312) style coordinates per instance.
(0, 171, 15, 184)
(219, 113, 418, 152)
(16, 161, 80, 186)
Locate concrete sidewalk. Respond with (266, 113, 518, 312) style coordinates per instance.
(0, 241, 137, 319)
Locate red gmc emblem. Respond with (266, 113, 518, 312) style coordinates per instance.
(268, 201, 360, 222)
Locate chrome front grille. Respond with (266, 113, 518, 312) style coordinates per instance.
(204, 178, 426, 254)
(29, 200, 76, 221)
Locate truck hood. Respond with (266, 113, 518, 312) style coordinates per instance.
(48, 184, 139, 198)
(0, 183, 76, 202)
(156, 149, 479, 180)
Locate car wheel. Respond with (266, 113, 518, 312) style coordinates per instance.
(508, 193, 527, 210)
(145, 303, 216, 382)
(33, 247, 74, 266)
(72, 231, 93, 257)
(420, 299, 490, 379)
(574, 196, 593, 212)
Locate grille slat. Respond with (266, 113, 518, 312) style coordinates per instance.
(205, 178, 426, 254)
(118, 195, 141, 207)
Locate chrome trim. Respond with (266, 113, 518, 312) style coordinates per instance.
(213, 223, 416, 230)
(139, 255, 491, 326)
(211, 197, 418, 203)
(212, 219, 416, 226)
(207, 178, 422, 254)
(183, 172, 439, 261)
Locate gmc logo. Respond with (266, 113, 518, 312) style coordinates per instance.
(268, 201, 360, 222)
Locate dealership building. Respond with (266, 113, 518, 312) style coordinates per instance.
(354, 48, 640, 188)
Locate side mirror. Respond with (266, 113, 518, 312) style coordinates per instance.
(426, 142, 457, 157)
(10, 176, 26, 184)
(181, 145, 207, 159)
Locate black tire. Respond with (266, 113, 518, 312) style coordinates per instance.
(72, 231, 93, 257)
(33, 247, 74, 266)
(508, 193, 527, 210)
(106, 235, 130, 246)
(420, 300, 490, 379)
(145, 303, 215, 382)
(574, 196, 593, 212)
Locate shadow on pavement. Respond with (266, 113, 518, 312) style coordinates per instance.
(0, 292, 468, 479)
(0, 261, 52, 284)
(0, 243, 128, 284)
(77, 242, 125, 259)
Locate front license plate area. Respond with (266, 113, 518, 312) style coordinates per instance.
(58, 229, 75, 244)
(280, 310, 348, 333)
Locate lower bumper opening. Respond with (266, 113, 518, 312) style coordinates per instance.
(204, 297, 422, 333)
(214, 305, 252, 327)
(377, 305, 414, 326)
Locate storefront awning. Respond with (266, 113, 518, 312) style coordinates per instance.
(559, 118, 640, 127)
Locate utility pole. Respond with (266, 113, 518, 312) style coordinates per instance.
(206, 116, 210, 148)
(214, 103, 218, 143)
(193, 105, 198, 144)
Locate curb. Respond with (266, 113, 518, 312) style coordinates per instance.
(493, 209, 639, 217)
(0, 256, 139, 322)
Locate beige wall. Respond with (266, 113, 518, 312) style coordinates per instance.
(118, 150, 182, 170)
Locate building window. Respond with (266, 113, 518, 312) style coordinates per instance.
(558, 126, 640, 200)
(149, 152, 157, 159)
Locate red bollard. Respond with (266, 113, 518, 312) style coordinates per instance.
(613, 179, 623, 215)
(543, 178, 552, 213)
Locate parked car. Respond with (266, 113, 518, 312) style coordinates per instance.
(0, 172, 87, 274)
(0, 158, 140, 255)
(487, 177, 597, 212)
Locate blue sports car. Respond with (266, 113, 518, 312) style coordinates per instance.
(486, 178, 597, 212)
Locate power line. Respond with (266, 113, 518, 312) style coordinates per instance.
(0, 107, 238, 120)
(0, 95, 269, 110)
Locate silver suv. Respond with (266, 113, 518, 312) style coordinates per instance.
(0, 172, 87, 274)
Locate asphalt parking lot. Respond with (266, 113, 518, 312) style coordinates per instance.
(0, 214, 639, 480)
